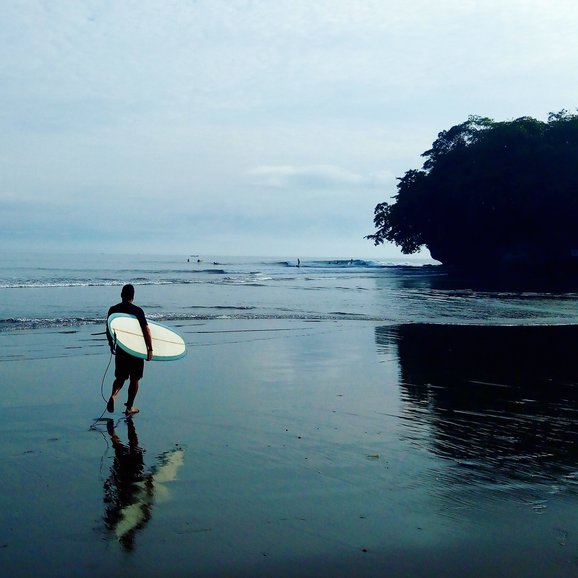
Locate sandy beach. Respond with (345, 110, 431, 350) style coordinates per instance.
(2, 319, 578, 577)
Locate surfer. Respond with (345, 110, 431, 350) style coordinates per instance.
(106, 284, 153, 416)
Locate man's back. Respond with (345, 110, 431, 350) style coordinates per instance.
(106, 301, 148, 351)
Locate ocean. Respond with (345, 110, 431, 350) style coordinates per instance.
(2, 252, 578, 332)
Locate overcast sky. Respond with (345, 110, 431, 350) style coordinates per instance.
(2, 0, 578, 258)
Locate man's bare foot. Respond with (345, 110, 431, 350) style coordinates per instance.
(107, 389, 121, 413)
(124, 407, 140, 416)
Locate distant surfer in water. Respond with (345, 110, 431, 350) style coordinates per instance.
(106, 284, 153, 416)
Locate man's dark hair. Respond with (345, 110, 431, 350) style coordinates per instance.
(121, 284, 135, 301)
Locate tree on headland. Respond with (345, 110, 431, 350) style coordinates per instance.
(367, 111, 578, 268)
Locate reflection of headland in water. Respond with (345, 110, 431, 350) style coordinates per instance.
(376, 324, 578, 487)
(102, 418, 185, 551)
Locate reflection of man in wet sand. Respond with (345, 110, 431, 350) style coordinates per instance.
(103, 418, 151, 551)
(102, 419, 185, 551)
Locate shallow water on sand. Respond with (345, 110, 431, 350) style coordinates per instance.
(2, 319, 578, 577)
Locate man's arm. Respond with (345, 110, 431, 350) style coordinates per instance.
(106, 308, 115, 353)
(133, 306, 153, 361)
(144, 325, 153, 361)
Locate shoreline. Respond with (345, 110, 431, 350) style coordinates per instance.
(2, 319, 578, 577)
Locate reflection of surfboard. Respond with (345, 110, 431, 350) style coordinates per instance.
(114, 448, 185, 542)
(108, 313, 186, 361)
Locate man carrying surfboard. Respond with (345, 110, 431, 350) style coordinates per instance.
(106, 284, 153, 416)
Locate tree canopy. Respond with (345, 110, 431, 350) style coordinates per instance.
(367, 111, 578, 268)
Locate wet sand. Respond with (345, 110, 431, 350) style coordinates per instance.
(2, 319, 578, 577)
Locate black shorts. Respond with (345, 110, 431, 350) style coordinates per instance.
(115, 348, 144, 381)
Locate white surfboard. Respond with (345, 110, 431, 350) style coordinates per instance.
(108, 313, 186, 361)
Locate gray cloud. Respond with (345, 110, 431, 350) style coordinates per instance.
(247, 165, 393, 190)
(2, 0, 578, 256)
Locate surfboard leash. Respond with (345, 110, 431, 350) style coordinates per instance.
(89, 333, 116, 431)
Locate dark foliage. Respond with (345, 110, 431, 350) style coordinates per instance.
(367, 111, 578, 267)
